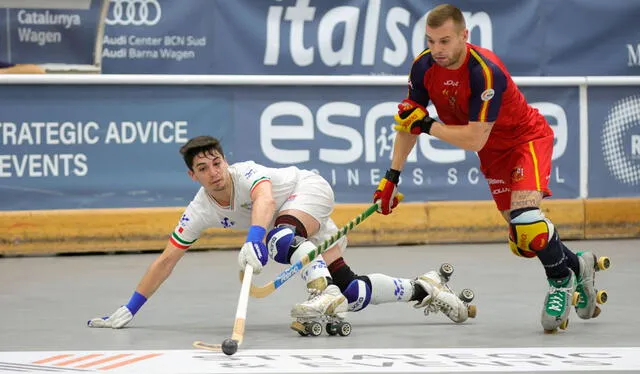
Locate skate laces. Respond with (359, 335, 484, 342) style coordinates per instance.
(546, 284, 572, 313)
(306, 288, 324, 302)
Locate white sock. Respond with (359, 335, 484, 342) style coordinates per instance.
(368, 273, 413, 304)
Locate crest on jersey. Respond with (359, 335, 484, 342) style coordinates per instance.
(511, 165, 525, 182)
(220, 217, 235, 228)
(481, 88, 495, 101)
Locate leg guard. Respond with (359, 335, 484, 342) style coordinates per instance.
(343, 279, 372, 312)
(267, 214, 311, 264)
(266, 225, 296, 264)
(509, 208, 554, 258)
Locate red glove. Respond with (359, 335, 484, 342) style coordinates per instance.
(393, 99, 435, 135)
(373, 169, 402, 215)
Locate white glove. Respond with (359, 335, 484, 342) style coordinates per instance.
(238, 241, 268, 274)
(87, 306, 133, 329)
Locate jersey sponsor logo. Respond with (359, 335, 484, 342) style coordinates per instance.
(444, 80, 459, 86)
(487, 178, 506, 185)
(240, 202, 253, 210)
(480, 88, 495, 101)
(105, 0, 162, 26)
(179, 214, 190, 227)
(601, 94, 640, 185)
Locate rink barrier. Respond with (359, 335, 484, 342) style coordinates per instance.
(1, 198, 638, 256)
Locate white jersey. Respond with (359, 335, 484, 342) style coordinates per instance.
(170, 161, 316, 250)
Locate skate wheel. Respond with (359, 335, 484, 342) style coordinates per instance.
(467, 304, 477, 319)
(592, 306, 601, 318)
(307, 322, 322, 337)
(439, 263, 454, 280)
(326, 323, 338, 336)
(559, 319, 569, 330)
(597, 256, 610, 271)
(291, 321, 308, 336)
(460, 288, 474, 303)
(338, 322, 351, 337)
(571, 291, 580, 306)
(596, 289, 608, 304)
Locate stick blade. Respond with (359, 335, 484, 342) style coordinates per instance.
(192, 340, 222, 352)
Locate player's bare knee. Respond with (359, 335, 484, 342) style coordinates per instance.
(509, 207, 555, 258)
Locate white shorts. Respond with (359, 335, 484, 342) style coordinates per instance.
(279, 172, 348, 252)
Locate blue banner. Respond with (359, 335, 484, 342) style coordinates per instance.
(589, 87, 640, 197)
(0, 0, 102, 65)
(0, 84, 580, 210)
(97, 0, 639, 76)
(2, 0, 638, 75)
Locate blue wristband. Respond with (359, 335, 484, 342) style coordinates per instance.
(246, 225, 266, 243)
(125, 291, 147, 315)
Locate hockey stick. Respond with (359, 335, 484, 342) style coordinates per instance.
(193, 263, 254, 354)
(243, 202, 379, 298)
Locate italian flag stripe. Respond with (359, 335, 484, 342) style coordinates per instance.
(250, 177, 270, 193)
(172, 232, 196, 245)
(170, 237, 190, 250)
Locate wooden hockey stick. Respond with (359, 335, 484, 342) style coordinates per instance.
(243, 203, 379, 298)
(193, 263, 254, 353)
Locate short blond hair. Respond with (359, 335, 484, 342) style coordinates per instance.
(427, 4, 466, 31)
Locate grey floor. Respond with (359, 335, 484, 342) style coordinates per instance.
(1, 239, 639, 373)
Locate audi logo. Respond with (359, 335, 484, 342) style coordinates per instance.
(105, 0, 162, 26)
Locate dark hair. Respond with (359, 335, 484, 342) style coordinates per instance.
(427, 4, 466, 31)
(179, 136, 224, 171)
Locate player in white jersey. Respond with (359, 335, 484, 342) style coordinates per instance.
(87, 136, 474, 335)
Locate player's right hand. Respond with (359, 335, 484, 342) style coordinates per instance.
(373, 169, 403, 215)
(238, 225, 268, 274)
(87, 306, 133, 329)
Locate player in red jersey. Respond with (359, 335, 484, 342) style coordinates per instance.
(372, 4, 610, 333)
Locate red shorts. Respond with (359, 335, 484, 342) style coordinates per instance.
(480, 136, 553, 211)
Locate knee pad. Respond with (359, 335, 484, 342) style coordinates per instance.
(509, 208, 555, 258)
(274, 214, 308, 238)
(343, 278, 372, 312)
(266, 225, 295, 264)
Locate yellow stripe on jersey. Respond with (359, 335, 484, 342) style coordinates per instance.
(413, 49, 431, 63)
(469, 48, 493, 122)
(528, 141, 542, 190)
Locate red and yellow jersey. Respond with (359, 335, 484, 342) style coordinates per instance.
(407, 43, 553, 154)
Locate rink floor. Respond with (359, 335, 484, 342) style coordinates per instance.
(1, 239, 638, 373)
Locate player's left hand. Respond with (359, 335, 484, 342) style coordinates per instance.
(238, 225, 268, 274)
(393, 99, 435, 135)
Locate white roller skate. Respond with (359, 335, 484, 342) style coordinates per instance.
(541, 270, 578, 333)
(413, 263, 477, 323)
(575, 251, 610, 319)
(290, 278, 351, 337)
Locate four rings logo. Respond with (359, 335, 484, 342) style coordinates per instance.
(105, 0, 161, 26)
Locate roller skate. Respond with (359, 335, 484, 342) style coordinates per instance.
(413, 263, 477, 323)
(541, 270, 577, 333)
(575, 251, 610, 319)
(290, 278, 351, 337)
